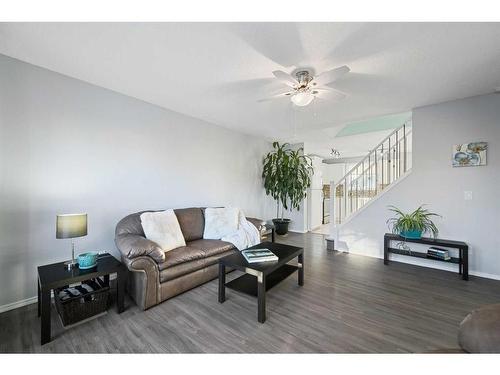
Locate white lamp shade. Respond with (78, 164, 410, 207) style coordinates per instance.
(56, 213, 88, 239)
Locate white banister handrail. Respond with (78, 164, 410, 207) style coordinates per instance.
(335, 120, 412, 187)
(332, 120, 413, 225)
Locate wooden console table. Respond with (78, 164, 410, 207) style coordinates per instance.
(384, 233, 468, 280)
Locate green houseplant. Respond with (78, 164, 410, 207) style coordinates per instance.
(262, 142, 313, 235)
(386, 205, 441, 239)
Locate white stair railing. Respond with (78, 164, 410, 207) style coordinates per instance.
(333, 120, 412, 224)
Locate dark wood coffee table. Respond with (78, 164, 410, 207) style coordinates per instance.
(218, 242, 304, 323)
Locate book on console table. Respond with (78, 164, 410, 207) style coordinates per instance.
(427, 246, 451, 260)
(241, 248, 278, 263)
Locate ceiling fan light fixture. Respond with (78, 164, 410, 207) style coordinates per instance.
(291, 91, 314, 106)
(267, 65, 349, 105)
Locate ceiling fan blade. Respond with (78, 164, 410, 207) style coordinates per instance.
(312, 65, 350, 87)
(312, 87, 347, 101)
(257, 90, 294, 102)
(272, 70, 298, 88)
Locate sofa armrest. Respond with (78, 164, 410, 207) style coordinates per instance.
(115, 233, 165, 263)
(122, 255, 160, 310)
(247, 217, 266, 232)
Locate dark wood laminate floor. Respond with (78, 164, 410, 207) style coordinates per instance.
(1, 232, 499, 353)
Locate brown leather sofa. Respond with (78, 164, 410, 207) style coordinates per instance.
(115, 207, 264, 310)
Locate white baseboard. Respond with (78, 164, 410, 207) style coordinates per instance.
(469, 270, 500, 281)
(347, 248, 500, 281)
(288, 229, 308, 234)
(0, 296, 38, 314)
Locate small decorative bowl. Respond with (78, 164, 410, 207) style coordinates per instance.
(77, 252, 99, 269)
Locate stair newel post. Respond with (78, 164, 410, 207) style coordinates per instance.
(388, 136, 391, 184)
(395, 129, 399, 179)
(368, 153, 371, 198)
(381, 143, 385, 188)
(403, 123, 407, 173)
(362, 159, 365, 207)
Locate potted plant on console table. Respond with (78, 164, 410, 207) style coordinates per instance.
(262, 142, 313, 235)
(386, 205, 441, 239)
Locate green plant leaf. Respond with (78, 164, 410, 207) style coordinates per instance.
(262, 142, 313, 216)
(386, 205, 442, 238)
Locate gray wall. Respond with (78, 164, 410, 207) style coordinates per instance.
(0, 54, 274, 308)
(338, 93, 500, 279)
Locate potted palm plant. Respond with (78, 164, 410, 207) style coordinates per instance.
(386, 205, 441, 239)
(262, 142, 313, 235)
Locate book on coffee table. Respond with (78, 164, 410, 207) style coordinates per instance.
(241, 248, 278, 263)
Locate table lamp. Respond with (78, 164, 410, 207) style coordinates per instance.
(56, 213, 88, 270)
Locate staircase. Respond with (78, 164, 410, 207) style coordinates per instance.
(333, 120, 412, 224)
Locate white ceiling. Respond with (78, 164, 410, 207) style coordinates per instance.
(306, 128, 395, 159)
(1, 22, 499, 155)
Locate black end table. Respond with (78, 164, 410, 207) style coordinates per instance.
(37, 253, 127, 345)
(384, 233, 469, 280)
(218, 242, 304, 323)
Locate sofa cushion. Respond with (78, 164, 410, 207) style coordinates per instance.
(188, 239, 235, 257)
(174, 207, 204, 242)
(458, 303, 500, 353)
(160, 258, 207, 283)
(159, 249, 237, 283)
(159, 246, 205, 269)
(203, 249, 238, 267)
(140, 210, 186, 252)
(203, 207, 239, 239)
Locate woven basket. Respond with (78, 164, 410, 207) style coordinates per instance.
(54, 279, 110, 326)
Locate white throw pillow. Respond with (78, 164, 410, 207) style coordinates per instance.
(203, 207, 239, 240)
(140, 210, 186, 252)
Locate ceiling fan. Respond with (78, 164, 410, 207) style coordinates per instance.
(263, 65, 350, 106)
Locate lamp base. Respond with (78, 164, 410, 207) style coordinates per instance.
(64, 240, 78, 270)
(64, 260, 78, 271)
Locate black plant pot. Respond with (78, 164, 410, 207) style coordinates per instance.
(272, 218, 291, 235)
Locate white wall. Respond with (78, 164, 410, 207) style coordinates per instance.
(307, 156, 324, 231)
(321, 163, 346, 186)
(337, 93, 500, 279)
(0, 54, 274, 308)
